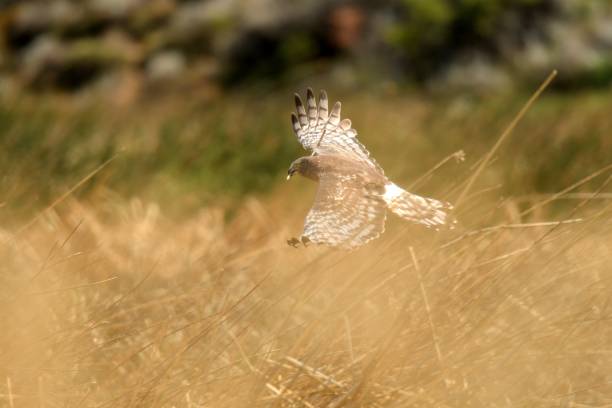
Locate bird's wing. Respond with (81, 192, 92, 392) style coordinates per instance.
(302, 171, 387, 249)
(291, 88, 384, 175)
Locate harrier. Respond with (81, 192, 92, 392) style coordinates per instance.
(287, 89, 454, 249)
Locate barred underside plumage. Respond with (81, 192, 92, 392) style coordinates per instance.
(304, 170, 387, 249)
(288, 88, 454, 249)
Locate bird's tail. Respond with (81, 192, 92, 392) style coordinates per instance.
(383, 183, 455, 229)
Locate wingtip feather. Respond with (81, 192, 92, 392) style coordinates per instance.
(294, 93, 308, 125)
(306, 88, 317, 124)
(291, 113, 301, 133)
(329, 101, 341, 125)
(319, 90, 329, 120)
(340, 118, 351, 130)
(294, 93, 303, 107)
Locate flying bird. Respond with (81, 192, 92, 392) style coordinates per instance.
(287, 89, 454, 249)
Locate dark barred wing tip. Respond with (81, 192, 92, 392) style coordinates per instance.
(329, 101, 341, 125)
(294, 93, 308, 126)
(306, 88, 315, 103)
(306, 88, 317, 125)
(291, 113, 301, 134)
(319, 90, 329, 120)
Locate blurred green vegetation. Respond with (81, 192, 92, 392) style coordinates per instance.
(0, 94, 300, 221)
(387, 0, 551, 77)
(1, 87, 611, 223)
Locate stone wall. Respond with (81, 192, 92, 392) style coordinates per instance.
(0, 0, 611, 98)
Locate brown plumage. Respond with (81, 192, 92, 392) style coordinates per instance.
(287, 89, 454, 249)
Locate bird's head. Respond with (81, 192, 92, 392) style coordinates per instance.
(287, 157, 308, 180)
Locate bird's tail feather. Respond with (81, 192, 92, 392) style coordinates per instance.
(383, 183, 454, 229)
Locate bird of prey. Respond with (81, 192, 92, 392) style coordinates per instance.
(287, 88, 454, 249)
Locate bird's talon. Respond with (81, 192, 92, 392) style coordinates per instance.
(287, 237, 301, 248)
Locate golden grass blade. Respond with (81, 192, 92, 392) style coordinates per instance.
(6, 377, 14, 408)
(409, 150, 466, 191)
(454, 70, 558, 209)
(16, 154, 119, 235)
(411, 246, 448, 390)
(519, 163, 612, 217)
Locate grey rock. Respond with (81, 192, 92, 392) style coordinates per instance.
(520, 37, 555, 74)
(87, 0, 145, 19)
(592, 17, 612, 49)
(48, 1, 86, 29)
(13, 2, 52, 31)
(20, 35, 66, 79)
(12, 1, 85, 31)
(431, 53, 511, 92)
(549, 22, 601, 74)
(169, 0, 236, 39)
(146, 50, 186, 81)
(239, 0, 322, 31)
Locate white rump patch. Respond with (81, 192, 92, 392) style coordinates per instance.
(383, 183, 405, 204)
(382, 182, 454, 229)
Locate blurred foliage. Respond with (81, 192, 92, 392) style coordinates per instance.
(386, 0, 552, 78)
(1, 87, 611, 224)
(0, 95, 300, 221)
(151, 104, 298, 196)
(4, 0, 612, 93)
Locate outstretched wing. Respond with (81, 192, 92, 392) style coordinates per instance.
(302, 172, 387, 249)
(291, 88, 384, 175)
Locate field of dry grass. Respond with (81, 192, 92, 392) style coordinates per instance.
(1, 84, 612, 407)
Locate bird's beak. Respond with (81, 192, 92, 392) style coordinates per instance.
(287, 168, 295, 180)
(286, 174, 291, 180)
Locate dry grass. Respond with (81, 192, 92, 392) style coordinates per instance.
(1, 184, 612, 407)
(2, 83, 612, 407)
